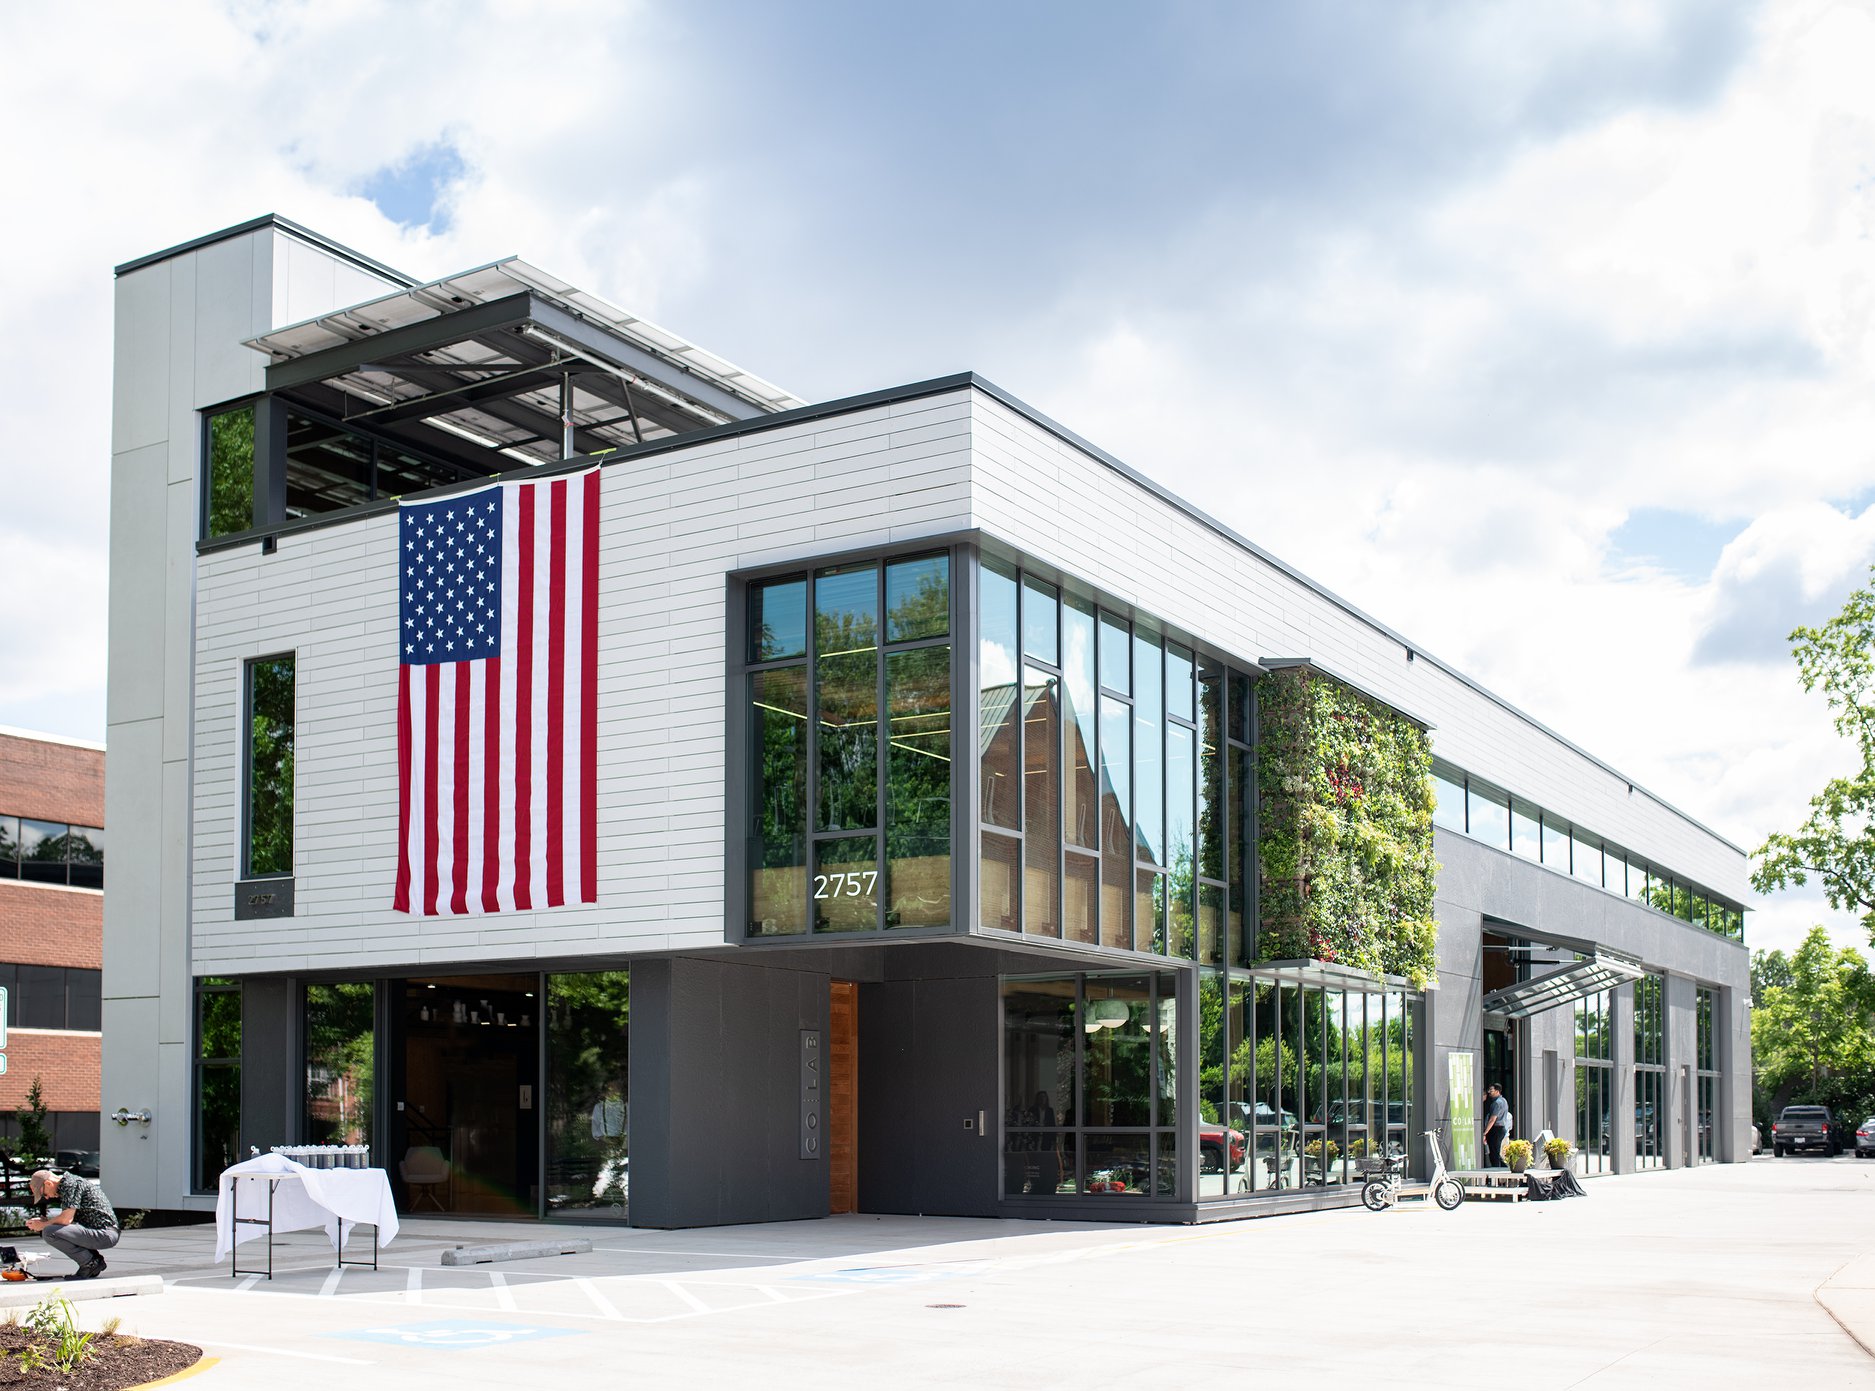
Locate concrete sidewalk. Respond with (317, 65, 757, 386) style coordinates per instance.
(11, 1157, 1871, 1389)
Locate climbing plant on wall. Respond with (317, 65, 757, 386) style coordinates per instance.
(1256, 667, 1439, 988)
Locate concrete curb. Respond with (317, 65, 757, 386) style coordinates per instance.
(440, 1239, 593, 1266)
(0, 1274, 164, 1305)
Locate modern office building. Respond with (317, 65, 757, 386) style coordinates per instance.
(104, 216, 1751, 1225)
(0, 729, 105, 1156)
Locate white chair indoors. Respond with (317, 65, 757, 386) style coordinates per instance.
(399, 1145, 450, 1211)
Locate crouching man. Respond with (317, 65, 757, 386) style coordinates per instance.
(26, 1169, 119, 1279)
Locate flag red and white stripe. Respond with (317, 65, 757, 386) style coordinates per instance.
(393, 467, 599, 915)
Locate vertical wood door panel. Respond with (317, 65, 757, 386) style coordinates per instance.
(829, 979, 858, 1213)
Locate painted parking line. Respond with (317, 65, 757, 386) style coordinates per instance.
(573, 1278, 622, 1319)
(195, 1340, 376, 1365)
(324, 1318, 584, 1352)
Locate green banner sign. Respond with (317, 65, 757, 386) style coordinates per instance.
(1448, 1050, 1478, 1170)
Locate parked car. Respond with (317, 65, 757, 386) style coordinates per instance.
(55, 1150, 100, 1179)
(1856, 1118, 1875, 1159)
(1773, 1105, 1842, 1157)
(1198, 1124, 1247, 1175)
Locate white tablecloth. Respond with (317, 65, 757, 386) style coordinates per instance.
(214, 1153, 400, 1262)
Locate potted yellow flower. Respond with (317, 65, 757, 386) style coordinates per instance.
(1502, 1139, 1533, 1173)
(1544, 1137, 1573, 1170)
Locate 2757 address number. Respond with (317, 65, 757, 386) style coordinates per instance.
(814, 871, 877, 900)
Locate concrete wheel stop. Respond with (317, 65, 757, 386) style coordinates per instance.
(440, 1238, 593, 1266)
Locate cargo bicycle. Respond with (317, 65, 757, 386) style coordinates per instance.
(1359, 1129, 1464, 1212)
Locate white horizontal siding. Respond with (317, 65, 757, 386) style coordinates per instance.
(966, 394, 1750, 903)
(190, 391, 974, 973)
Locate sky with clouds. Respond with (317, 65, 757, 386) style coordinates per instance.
(2, 0, 1872, 954)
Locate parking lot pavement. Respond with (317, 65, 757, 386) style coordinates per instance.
(25, 1157, 1875, 1389)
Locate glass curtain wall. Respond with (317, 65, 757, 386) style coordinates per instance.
(545, 970, 631, 1219)
(746, 553, 953, 936)
(1634, 975, 1665, 1170)
(1575, 989, 1613, 1175)
(1002, 973, 1178, 1197)
(979, 557, 1252, 965)
(195, 978, 241, 1192)
(1697, 987, 1718, 1163)
(1200, 973, 1408, 1198)
(304, 983, 374, 1150)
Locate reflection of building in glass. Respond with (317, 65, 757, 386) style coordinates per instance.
(104, 217, 1753, 1227)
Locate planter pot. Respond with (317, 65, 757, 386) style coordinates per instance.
(1508, 1156, 1529, 1174)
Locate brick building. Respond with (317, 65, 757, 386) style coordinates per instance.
(0, 728, 104, 1157)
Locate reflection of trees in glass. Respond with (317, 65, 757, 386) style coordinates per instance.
(208, 405, 256, 537)
(886, 645, 951, 926)
(305, 983, 374, 1147)
(546, 971, 630, 1214)
(750, 668, 808, 934)
(196, 981, 241, 1191)
(246, 657, 295, 876)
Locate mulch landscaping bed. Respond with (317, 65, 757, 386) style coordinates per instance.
(0, 1325, 202, 1388)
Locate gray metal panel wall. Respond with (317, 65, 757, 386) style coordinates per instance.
(629, 954, 830, 1229)
(858, 957, 1001, 1218)
(238, 975, 298, 1157)
(1432, 830, 1751, 1166)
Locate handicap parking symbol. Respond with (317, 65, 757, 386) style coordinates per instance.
(326, 1318, 584, 1352)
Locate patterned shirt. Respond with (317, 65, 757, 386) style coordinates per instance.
(54, 1174, 116, 1231)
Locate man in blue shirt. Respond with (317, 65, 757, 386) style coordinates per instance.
(1482, 1083, 1512, 1168)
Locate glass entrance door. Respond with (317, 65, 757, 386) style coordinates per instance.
(393, 974, 540, 1215)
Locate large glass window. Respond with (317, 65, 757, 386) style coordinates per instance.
(1697, 986, 1719, 1163)
(304, 982, 374, 1150)
(746, 553, 953, 936)
(1634, 974, 1664, 1171)
(546, 970, 630, 1218)
(244, 655, 295, 878)
(1575, 988, 1612, 1175)
(0, 817, 105, 889)
(1062, 597, 1099, 852)
(1432, 767, 1466, 834)
(1002, 973, 1178, 1198)
(195, 978, 241, 1193)
(0, 965, 102, 1031)
(1466, 780, 1509, 851)
(205, 403, 256, 538)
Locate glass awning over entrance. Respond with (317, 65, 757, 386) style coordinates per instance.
(1482, 947, 1644, 1019)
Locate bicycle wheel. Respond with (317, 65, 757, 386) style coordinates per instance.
(1434, 1179, 1464, 1211)
(1361, 1179, 1392, 1212)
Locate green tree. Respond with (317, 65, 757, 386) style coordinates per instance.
(1752, 947, 1793, 1003)
(15, 1078, 51, 1163)
(1751, 927, 1875, 1109)
(1754, 566, 1875, 940)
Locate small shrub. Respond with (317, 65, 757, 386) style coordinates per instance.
(1544, 1137, 1573, 1165)
(24, 1293, 97, 1373)
(1502, 1139, 1534, 1168)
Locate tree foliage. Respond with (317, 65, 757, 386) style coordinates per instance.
(15, 1078, 51, 1163)
(1753, 566, 1875, 940)
(1256, 668, 1439, 988)
(1752, 926, 1875, 1113)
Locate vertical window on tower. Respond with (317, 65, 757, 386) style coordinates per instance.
(204, 403, 257, 538)
(244, 655, 296, 878)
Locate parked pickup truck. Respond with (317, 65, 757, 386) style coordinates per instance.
(1773, 1105, 1842, 1157)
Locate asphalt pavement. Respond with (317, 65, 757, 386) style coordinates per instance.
(25, 1154, 1875, 1389)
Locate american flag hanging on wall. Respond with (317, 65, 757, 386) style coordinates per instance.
(393, 467, 599, 916)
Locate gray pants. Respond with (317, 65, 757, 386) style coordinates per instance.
(42, 1222, 119, 1268)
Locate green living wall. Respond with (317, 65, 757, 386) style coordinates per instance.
(1256, 668, 1439, 988)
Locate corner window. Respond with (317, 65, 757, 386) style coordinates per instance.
(244, 655, 296, 878)
(744, 553, 953, 936)
(205, 404, 257, 538)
